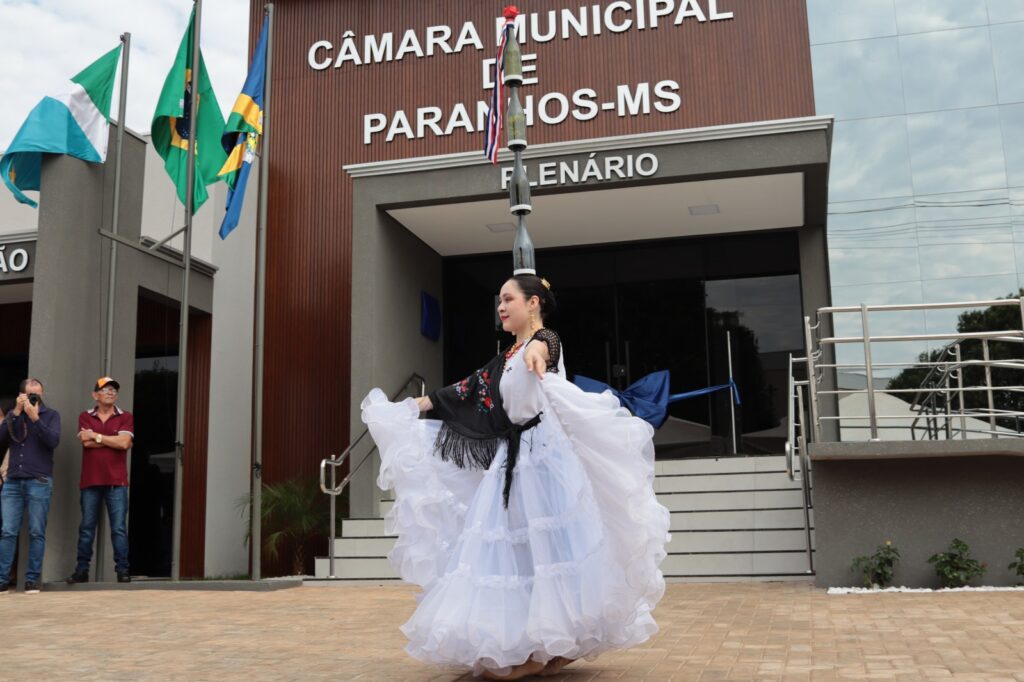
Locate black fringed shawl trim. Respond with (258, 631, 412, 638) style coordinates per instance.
(434, 423, 503, 470)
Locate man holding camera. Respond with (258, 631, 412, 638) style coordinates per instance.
(0, 378, 61, 595)
(66, 377, 134, 585)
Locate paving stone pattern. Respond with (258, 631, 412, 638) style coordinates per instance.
(1, 582, 1023, 680)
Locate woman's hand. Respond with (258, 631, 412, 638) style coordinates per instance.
(415, 396, 433, 412)
(523, 342, 549, 380)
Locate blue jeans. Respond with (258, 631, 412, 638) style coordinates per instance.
(0, 477, 53, 584)
(75, 486, 129, 575)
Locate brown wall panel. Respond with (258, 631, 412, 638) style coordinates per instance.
(248, 0, 814, 495)
(181, 313, 212, 578)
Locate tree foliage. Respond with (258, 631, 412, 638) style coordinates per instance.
(887, 290, 1023, 429)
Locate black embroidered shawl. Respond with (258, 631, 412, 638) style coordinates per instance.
(426, 331, 560, 507)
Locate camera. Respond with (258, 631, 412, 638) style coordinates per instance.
(28, 393, 41, 407)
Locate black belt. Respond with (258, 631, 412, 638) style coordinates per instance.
(501, 412, 542, 508)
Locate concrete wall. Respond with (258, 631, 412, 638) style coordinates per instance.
(203, 160, 258, 578)
(140, 133, 221, 265)
(813, 454, 1024, 587)
(26, 129, 213, 583)
(350, 180, 445, 518)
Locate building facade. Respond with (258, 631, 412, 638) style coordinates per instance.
(2, 0, 1020, 580)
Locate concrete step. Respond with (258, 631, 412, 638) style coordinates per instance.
(328, 528, 814, 559)
(341, 518, 393, 537)
(671, 529, 814, 553)
(670, 508, 813, 531)
(654, 470, 799, 493)
(662, 551, 814, 576)
(332, 536, 396, 557)
(657, 489, 807, 511)
(315, 556, 395, 580)
(666, 574, 814, 583)
(655, 455, 789, 476)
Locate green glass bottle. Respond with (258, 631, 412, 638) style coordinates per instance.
(506, 88, 527, 151)
(509, 155, 532, 216)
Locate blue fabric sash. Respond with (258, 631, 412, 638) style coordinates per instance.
(573, 371, 740, 429)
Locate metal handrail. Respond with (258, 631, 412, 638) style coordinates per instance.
(795, 383, 814, 574)
(785, 354, 809, 481)
(819, 298, 1022, 314)
(320, 373, 427, 496)
(783, 355, 815, 573)
(320, 373, 427, 579)
(801, 296, 1024, 442)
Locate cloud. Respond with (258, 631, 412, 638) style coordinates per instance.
(0, 0, 250, 148)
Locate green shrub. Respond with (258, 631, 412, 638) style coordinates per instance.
(1009, 548, 1024, 584)
(928, 538, 987, 588)
(851, 540, 901, 588)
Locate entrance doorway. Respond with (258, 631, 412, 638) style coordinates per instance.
(129, 292, 179, 577)
(442, 231, 805, 457)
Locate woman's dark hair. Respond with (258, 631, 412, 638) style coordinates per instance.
(509, 274, 557, 322)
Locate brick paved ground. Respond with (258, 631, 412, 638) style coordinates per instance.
(1, 581, 1023, 681)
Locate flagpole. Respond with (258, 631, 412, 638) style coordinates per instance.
(250, 2, 273, 581)
(94, 32, 131, 585)
(172, 0, 202, 581)
(105, 33, 130, 377)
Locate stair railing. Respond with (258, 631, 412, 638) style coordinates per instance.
(784, 353, 815, 573)
(320, 373, 426, 579)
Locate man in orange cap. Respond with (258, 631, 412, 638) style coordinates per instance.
(66, 377, 134, 584)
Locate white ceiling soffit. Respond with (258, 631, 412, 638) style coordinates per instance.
(387, 172, 804, 257)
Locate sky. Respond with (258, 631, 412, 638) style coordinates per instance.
(0, 0, 252, 149)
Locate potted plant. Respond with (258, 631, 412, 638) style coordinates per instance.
(238, 476, 345, 576)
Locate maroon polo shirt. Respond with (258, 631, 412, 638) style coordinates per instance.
(78, 406, 134, 488)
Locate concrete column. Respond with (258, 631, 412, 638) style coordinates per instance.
(349, 179, 444, 518)
(28, 130, 144, 583)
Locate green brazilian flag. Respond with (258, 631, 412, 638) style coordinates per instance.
(151, 9, 226, 214)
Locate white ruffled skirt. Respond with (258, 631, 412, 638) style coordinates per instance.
(361, 374, 670, 675)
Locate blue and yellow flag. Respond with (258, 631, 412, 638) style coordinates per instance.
(218, 15, 268, 239)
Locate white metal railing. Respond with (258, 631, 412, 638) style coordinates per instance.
(319, 373, 426, 579)
(800, 297, 1024, 442)
(784, 353, 814, 574)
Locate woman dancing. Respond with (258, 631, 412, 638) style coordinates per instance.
(361, 273, 670, 679)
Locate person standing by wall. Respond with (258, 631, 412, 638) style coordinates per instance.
(0, 378, 61, 595)
(66, 377, 134, 584)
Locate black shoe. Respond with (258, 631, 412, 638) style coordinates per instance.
(66, 571, 89, 585)
(24, 581, 40, 594)
(0, 582, 9, 595)
(116, 572, 131, 583)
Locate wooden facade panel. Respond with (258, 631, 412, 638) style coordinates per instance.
(181, 313, 212, 578)
(247, 0, 814, 506)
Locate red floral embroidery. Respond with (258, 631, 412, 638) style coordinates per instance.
(451, 369, 495, 413)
